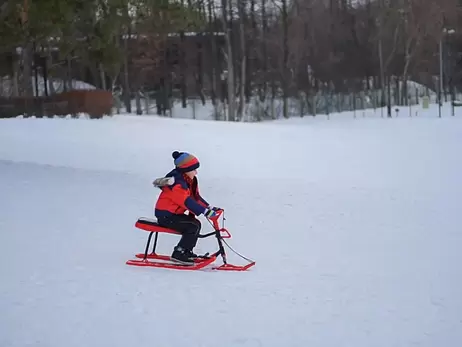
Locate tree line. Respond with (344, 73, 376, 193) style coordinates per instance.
(0, 0, 461, 120)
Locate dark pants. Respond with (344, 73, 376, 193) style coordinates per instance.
(157, 214, 201, 251)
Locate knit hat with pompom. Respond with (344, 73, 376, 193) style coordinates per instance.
(172, 151, 200, 172)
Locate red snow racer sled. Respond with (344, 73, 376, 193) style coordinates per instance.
(126, 209, 255, 271)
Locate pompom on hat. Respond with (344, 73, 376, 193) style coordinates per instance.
(172, 151, 200, 172)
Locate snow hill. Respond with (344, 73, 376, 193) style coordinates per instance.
(1, 105, 462, 347)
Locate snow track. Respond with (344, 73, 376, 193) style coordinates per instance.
(1, 113, 462, 347)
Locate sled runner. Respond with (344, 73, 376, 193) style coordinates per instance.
(126, 209, 255, 271)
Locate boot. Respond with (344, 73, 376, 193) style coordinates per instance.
(170, 246, 195, 265)
(185, 249, 211, 259)
(185, 249, 198, 258)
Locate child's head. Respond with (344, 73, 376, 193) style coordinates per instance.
(172, 151, 200, 176)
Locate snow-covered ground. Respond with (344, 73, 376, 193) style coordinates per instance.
(1, 105, 462, 347)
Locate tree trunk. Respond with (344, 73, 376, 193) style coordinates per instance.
(247, 0, 256, 104)
(221, 0, 235, 121)
(135, 91, 142, 115)
(207, 0, 218, 106)
(281, 0, 289, 118)
(99, 63, 107, 90)
(123, 25, 131, 113)
(260, 0, 267, 103)
(196, 40, 205, 105)
(12, 57, 19, 97)
(180, 31, 187, 108)
(237, 0, 246, 121)
(22, 41, 34, 117)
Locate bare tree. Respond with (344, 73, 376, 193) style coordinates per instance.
(237, 0, 246, 120)
(220, 0, 235, 121)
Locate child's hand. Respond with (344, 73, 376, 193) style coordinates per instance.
(204, 207, 218, 218)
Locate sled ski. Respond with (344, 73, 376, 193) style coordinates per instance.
(126, 254, 217, 270)
(126, 209, 255, 271)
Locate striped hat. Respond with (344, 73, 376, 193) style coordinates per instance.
(172, 151, 200, 172)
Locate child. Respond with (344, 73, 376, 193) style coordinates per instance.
(153, 151, 220, 265)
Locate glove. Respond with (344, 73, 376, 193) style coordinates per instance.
(209, 206, 222, 212)
(204, 207, 218, 218)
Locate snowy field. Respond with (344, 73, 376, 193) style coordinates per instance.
(1, 105, 462, 347)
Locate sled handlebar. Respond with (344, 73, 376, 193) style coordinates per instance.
(207, 208, 224, 223)
(206, 209, 230, 237)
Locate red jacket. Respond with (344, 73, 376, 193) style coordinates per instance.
(155, 169, 209, 218)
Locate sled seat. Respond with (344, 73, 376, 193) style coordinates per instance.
(135, 217, 180, 235)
